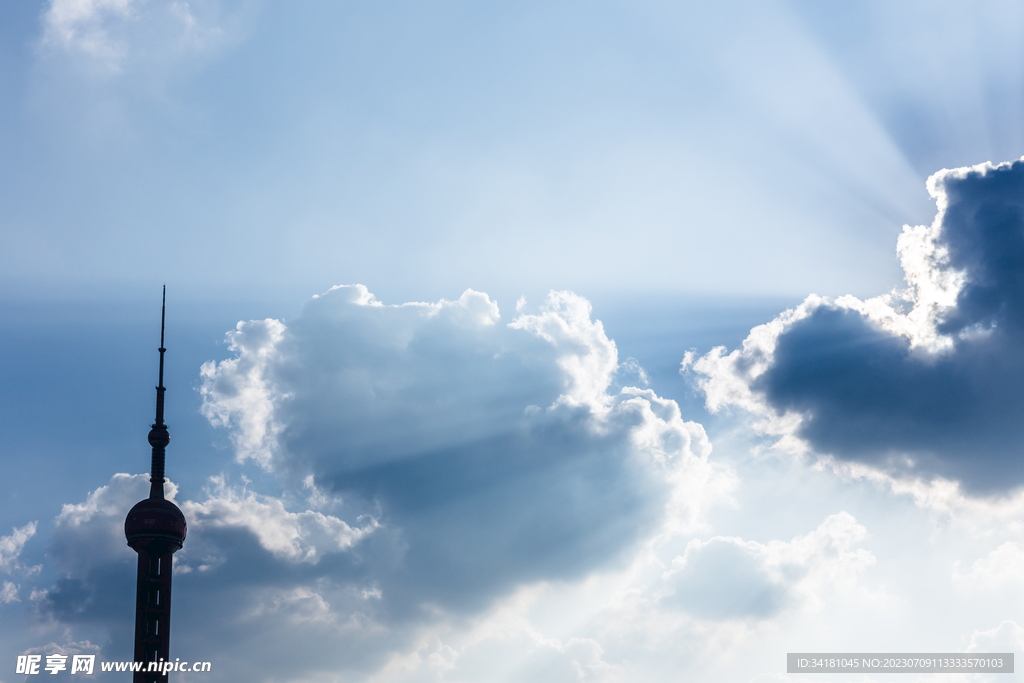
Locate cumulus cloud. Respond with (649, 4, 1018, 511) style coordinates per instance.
(31, 286, 725, 681)
(661, 512, 874, 620)
(188, 285, 725, 674)
(953, 542, 1024, 589)
(967, 620, 1024, 654)
(691, 158, 1024, 494)
(199, 287, 718, 612)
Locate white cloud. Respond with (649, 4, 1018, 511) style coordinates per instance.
(759, 511, 877, 610)
(47, 471, 374, 577)
(39, 0, 236, 76)
(0, 522, 40, 575)
(361, 583, 624, 683)
(182, 475, 378, 564)
(661, 512, 875, 620)
(199, 286, 523, 471)
(50, 473, 156, 573)
(509, 290, 619, 411)
(42, 0, 136, 70)
(199, 318, 289, 469)
(966, 620, 1024, 653)
(247, 585, 336, 625)
(953, 542, 1024, 589)
(56, 472, 165, 528)
(1, 580, 19, 604)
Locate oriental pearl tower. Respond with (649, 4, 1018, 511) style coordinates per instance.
(124, 287, 187, 682)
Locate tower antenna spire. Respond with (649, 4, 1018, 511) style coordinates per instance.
(156, 284, 166, 426)
(148, 285, 170, 499)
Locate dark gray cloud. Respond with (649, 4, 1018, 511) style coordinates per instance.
(695, 158, 1024, 493)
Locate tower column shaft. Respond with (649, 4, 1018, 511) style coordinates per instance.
(132, 547, 175, 683)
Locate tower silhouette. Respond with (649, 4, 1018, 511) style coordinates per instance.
(124, 287, 187, 682)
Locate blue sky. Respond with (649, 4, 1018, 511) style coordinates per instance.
(5, 1, 1024, 682)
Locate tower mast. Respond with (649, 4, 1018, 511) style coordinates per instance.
(125, 287, 187, 682)
(151, 286, 168, 498)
